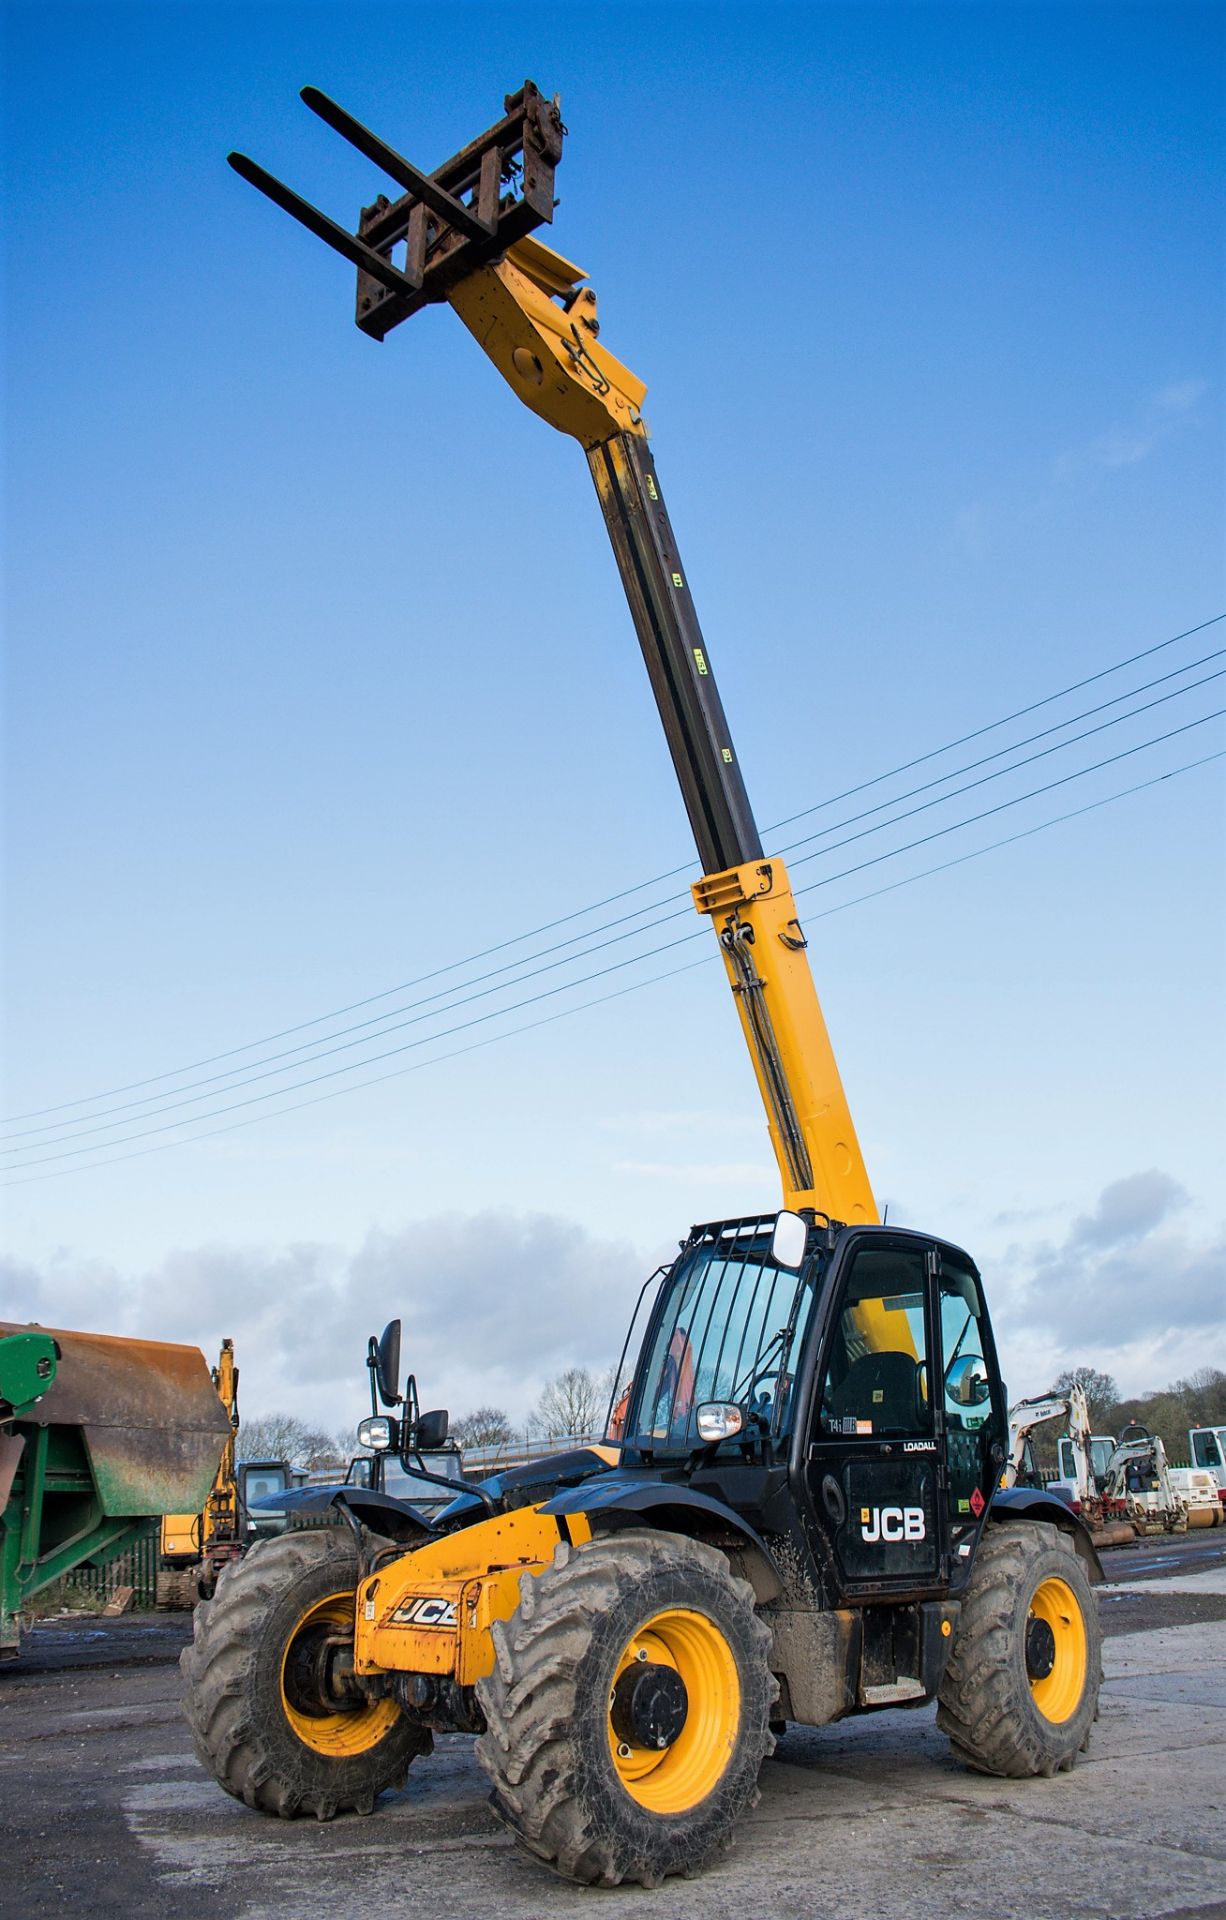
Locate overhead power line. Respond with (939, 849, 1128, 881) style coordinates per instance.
(4, 744, 1220, 1189)
(5, 610, 1221, 1128)
(4, 645, 1223, 1147)
(4, 706, 1221, 1174)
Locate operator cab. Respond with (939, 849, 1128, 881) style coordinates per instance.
(617, 1210, 1007, 1604)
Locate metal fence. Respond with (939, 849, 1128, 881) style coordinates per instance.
(61, 1522, 159, 1611)
(462, 1431, 605, 1475)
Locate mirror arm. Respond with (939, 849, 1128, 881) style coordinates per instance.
(366, 1336, 380, 1417)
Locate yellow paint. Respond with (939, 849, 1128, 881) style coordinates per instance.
(160, 1337, 241, 1566)
(448, 242, 647, 451)
(608, 1608, 741, 1812)
(441, 235, 878, 1228)
(278, 1589, 401, 1757)
(160, 1514, 201, 1559)
(1027, 1575, 1088, 1724)
(354, 1503, 593, 1685)
(692, 857, 878, 1224)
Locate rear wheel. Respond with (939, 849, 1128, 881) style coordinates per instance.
(475, 1529, 776, 1887)
(937, 1520, 1101, 1777)
(180, 1530, 429, 1819)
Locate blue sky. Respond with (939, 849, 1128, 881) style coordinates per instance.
(3, 3, 1223, 1428)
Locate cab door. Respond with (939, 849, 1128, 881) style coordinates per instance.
(803, 1237, 946, 1595)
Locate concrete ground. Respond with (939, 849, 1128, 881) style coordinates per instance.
(2, 1530, 1225, 1920)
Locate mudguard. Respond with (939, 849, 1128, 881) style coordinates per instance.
(990, 1486, 1104, 1579)
(541, 1472, 784, 1601)
(250, 1484, 435, 1540)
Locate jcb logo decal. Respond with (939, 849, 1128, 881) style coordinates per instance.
(390, 1595, 458, 1628)
(859, 1505, 926, 1543)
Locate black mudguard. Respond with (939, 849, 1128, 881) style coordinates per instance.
(990, 1486, 1104, 1579)
(249, 1484, 435, 1541)
(541, 1472, 783, 1601)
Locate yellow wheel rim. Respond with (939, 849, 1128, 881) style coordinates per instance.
(279, 1589, 400, 1757)
(607, 1608, 740, 1814)
(1027, 1575, 1088, 1724)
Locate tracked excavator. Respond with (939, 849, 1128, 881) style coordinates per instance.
(1005, 1388, 1094, 1493)
(182, 84, 1104, 1886)
(1004, 1386, 1134, 1548)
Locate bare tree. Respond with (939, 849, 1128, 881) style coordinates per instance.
(1052, 1367, 1119, 1431)
(529, 1366, 611, 1440)
(239, 1412, 344, 1469)
(1172, 1367, 1226, 1429)
(452, 1406, 514, 1449)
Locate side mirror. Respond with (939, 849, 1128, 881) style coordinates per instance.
(415, 1408, 449, 1450)
(947, 1355, 991, 1406)
(375, 1319, 402, 1408)
(770, 1210, 807, 1271)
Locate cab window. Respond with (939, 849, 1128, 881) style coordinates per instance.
(938, 1256, 991, 1433)
(819, 1247, 931, 1437)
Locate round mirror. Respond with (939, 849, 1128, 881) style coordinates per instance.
(947, 1354, 990, 1406)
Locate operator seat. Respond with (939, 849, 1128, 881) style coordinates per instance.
(826, 1350, 920, 1433)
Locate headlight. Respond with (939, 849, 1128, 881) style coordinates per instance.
(695, 1402, 744, 1443)
(358, 1415, 396, 1450)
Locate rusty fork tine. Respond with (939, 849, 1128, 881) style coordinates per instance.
(226, 150, 422, 294)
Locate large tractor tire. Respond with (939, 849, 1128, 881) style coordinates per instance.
(938, 1519, 1102, 1778)
(180, 1529, 428, 1820)
(475, 1528, 776, 1887)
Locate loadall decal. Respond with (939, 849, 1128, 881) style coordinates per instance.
(860, 1505, 926, 1543)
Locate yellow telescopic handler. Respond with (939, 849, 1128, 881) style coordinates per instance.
(182, 84, 1104, 1887)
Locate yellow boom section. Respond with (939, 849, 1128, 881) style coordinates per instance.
(443, 240, 877, 1227)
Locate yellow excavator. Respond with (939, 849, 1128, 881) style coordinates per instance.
(160, 1340, 300, 1601)
(159, 1340, 241, 1599)
(182, 84, 1105, 1887)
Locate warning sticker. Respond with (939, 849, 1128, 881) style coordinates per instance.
(969, 1487, 986, 1517)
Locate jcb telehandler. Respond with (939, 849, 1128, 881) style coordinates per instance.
(183, 84, 1104, 1887)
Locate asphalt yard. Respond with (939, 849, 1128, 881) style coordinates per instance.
(2, 1529, 1224, 1920)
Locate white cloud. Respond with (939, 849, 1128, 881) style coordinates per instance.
(1, 1211, 648, 1431)
(1053, 379, 1209, 482)
(987, 1169, 1225, 1397)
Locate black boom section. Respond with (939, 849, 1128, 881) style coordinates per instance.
(587, 433, 763, 878)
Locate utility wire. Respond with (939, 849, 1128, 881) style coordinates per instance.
(4, 744, 1220, 1189)
(6, 610, 1220, 1127)
(5, 653, 1222, 1148)
(5, 706, 1221, 1173)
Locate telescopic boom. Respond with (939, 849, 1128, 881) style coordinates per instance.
(229, 82, 877, 1225)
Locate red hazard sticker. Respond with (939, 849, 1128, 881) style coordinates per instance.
(969, 1487, 985, 1517)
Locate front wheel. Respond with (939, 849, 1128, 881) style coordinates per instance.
(938, 1519, 1102, 1777)
(180, 1529, 429, 1819)
(475, 1529, 776, 1887)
